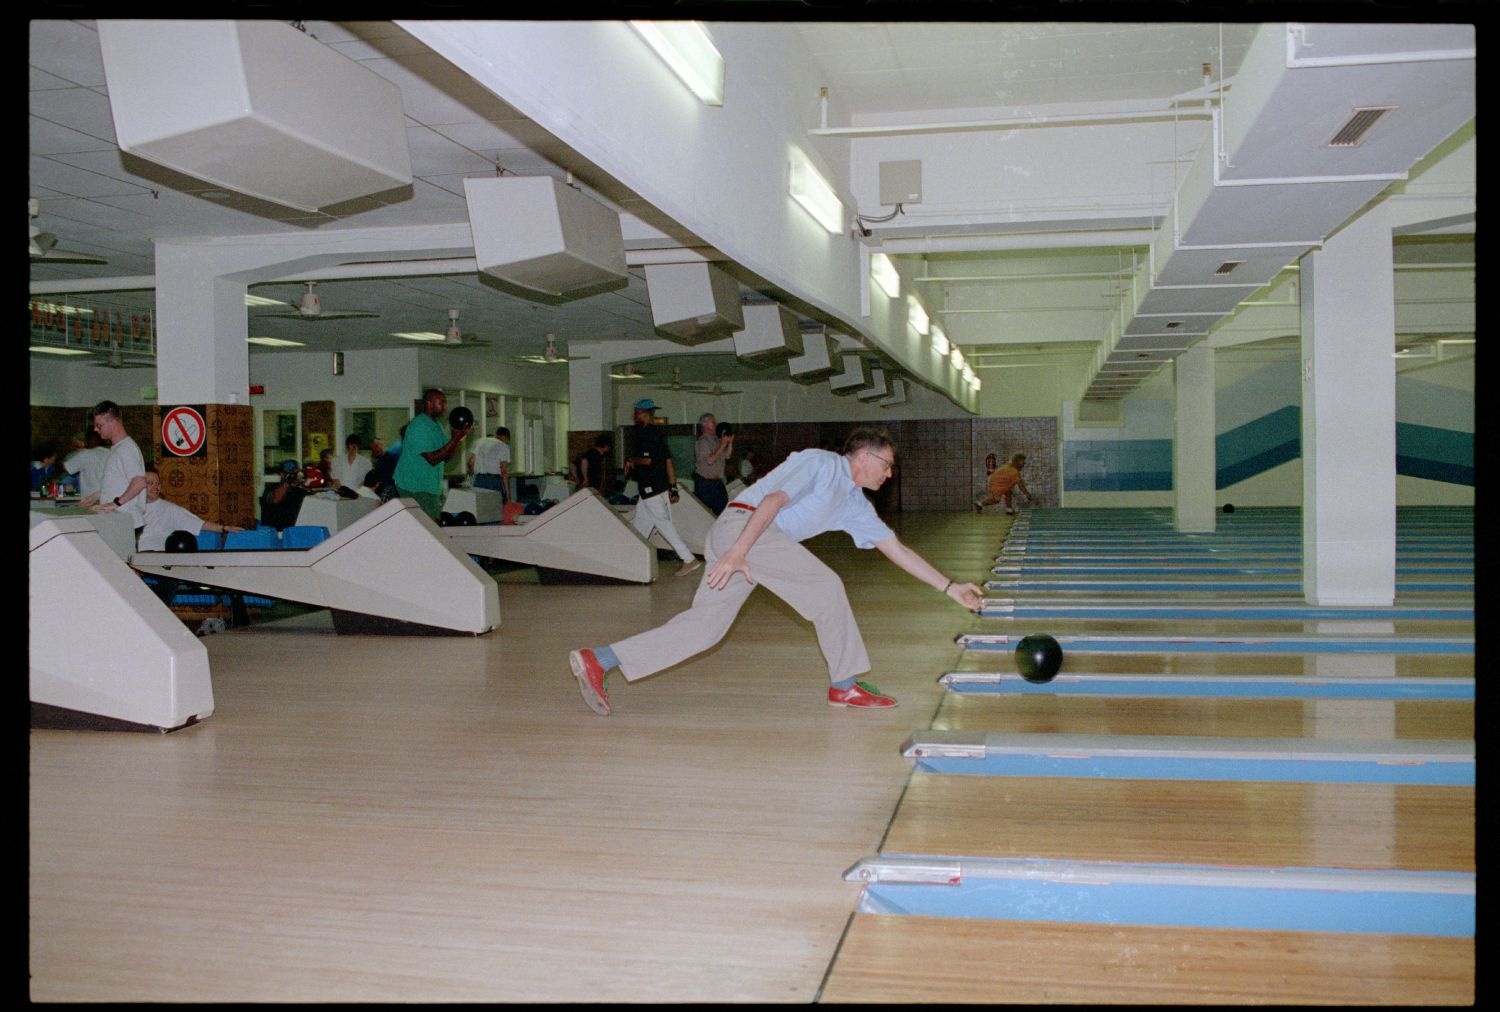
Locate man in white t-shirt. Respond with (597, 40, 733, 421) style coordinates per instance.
(63, 429, 111, 499)
(137, 468, 243, 551)
(330, 433, 374, 493)
(82, 399, 148, 532)
(467, 426, 511, 501)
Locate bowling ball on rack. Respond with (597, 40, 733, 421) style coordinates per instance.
(438, 511, 455, 527)
(457, 511, 477, 526)
(449, 406, 474, 432)
(1222, 503, 1235, 514)
(1014, 633, 1063, 684)
(165, 530, 198, 554)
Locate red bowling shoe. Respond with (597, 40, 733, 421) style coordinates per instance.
(827, 680, 897, 708)
(569, 648, 611, 716)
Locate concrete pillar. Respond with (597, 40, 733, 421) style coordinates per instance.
(566, 356, 614, 431)
(1299, 207, 1397, 605)
(1172, 344, 1216, 533)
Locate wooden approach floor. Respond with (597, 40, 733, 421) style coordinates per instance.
(29, 510, 1474, 1002)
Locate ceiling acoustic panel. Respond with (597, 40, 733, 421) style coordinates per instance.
(97, 20, 412, 212)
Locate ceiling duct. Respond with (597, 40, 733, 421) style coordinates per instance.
(855, 366, 891, 402)
(787, 328, 840, 384)
(1080, 22, 1474, 403)
(877, 378, 910, 408)
(828, 354, 873, 396)
(732, 303, 804, 367)
(644, 262, 744, 345)
(96, 21, 412, 212)
(465, 176, 629, 300)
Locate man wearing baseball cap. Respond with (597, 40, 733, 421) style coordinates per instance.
(623, 399, 699, 578)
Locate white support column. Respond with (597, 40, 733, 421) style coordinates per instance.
(153, 246, 253, 406)
(1299, 208, 1397, 605)
(566, 356, 614, 431)
(1172, 344, 1216, 533)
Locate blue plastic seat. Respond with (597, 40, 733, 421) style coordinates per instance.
(280, 525, 329, 549)
(196, 530, 224, 551)
(224, 527, 280, 550)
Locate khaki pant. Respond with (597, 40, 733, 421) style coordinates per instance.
(629, 491, 694, 563)
(612, 507, 871, 685)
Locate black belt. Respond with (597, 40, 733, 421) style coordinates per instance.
(693, 473, 724, 482)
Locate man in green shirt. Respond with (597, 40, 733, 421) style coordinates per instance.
(394, 388, 472, 520)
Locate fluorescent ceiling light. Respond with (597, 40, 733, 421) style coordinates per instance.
(968, 373, 982, 390)
(870, 253, 900, 299)
(630, 21, 724, 106)
(931, 325, 950, 357)
(392, 331, 447, 343)
(31, 345, 92, 355)
(247, 336, 305, 347)
(244, 294, 287, 308)
(29, 301, 92, 316)
(907, 296, 929, 336)
(950, 347, 964, 369)
(788, 158, 843, 234)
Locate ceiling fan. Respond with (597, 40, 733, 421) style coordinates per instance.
(91, 342, 154, 370)
(252, 281, 379, 320)
(437, 308, 492, 348)
(648, 367, 742, 396)
(29, 198, 107, 265)
(609, 362, 652, 381)
(513, 333, 570, 365)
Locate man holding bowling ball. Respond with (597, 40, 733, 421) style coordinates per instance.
(394, 388, 472, 520)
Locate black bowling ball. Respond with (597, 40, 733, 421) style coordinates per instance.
(449, 406, 474, 431)
(1014, 633, 1063, 684)
(715, 421, 734, 439)
(165, 529, 198, 553)
(1222, 503, 1236, 514)
(438, 511, 455, 527)
(457, 511, 477, 526)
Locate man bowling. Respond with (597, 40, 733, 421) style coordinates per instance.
(568, 428, 984, 715)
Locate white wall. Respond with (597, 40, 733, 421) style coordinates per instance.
(30, 356, 159, 408)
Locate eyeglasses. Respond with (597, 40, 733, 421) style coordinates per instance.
(865, 448, 894, 472)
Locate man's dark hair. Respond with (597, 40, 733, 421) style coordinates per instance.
(345, 434, 362, 449)
(843, 428, 894, 456)
(91, 399, 121, 421)
(594, 432, 613, 449)
(495, 427, 510, 439)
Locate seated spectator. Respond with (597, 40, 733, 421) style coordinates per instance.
(31, 441, 60, 493)
(137, 467, 243, 551)
(332, 434, 374, 494)
(63, 429, 111, 500)
(260, 459, 308, 530)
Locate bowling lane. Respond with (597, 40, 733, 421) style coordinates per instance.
(950, 647, 1475, 679)
(973, 616, 1474, 639)
(820, 915, 1473, 1004)
(879, 775, 1474, 872)
(931, 694, 1474, 740)
(944, 650, 1476, 678)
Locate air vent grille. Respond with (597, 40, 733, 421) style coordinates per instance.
(1328, 107, 1395, 148)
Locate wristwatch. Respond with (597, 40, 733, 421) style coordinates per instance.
(112, 496, 121, 506)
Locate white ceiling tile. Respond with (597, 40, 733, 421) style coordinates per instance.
(29, 19, 106, 87)
(406, 125, 502, 176)
(30, 154, 150, 199)
(29, 85, 117, 143)
(30, 115, 116, 156)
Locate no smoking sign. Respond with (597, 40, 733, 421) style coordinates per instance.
(161, 405, 208, 458)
